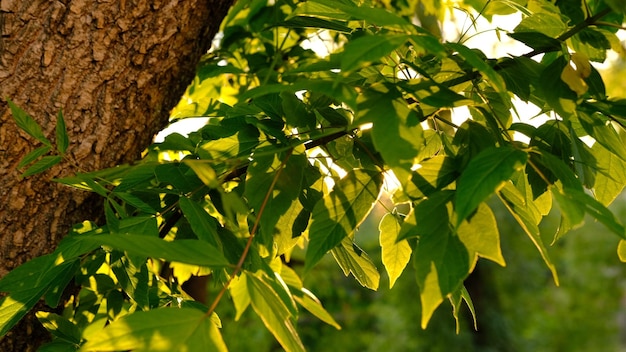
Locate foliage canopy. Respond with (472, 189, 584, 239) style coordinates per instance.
(3, 0, 626, 350)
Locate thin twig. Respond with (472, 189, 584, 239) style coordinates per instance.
(204, 148, 294, 318)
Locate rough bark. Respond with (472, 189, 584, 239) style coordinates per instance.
(0, 0, 234, 349)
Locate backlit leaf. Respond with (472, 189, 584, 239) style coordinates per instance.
(246, 272, 305, 352)
(456, 203, 506, 269)
(331, 237, 380, 290)
(80, 308, 227, 352)
(498, 183, 559, 284)
(379, 213, 412, 288)
(306, 169, 383, 271)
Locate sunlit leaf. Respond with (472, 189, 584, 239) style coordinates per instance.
(379, 213, 412, 288)
(80, 308, 227, 352)
(246, 272, 305, 352)
(592, 143, 626, 206)
(331, 237, 380, 290)
(340, 34, 408, 71)
(456, 203, 506, 269)
(498, 183, 559, 284)
(306, 169, 383, 271)
(294, 290, 341, 330)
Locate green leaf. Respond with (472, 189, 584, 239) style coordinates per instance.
(456, 203, 506, 269)
(17, 145, 51, 169)
(113, 192, 157, 214)
(498, 183, 559, 284)
(554, 187, 626, 239)
(184, 161, 219, 188)
(497, 57, 542, 102)
(75, 234, 228, 267)
(446, 43, 507, 93)
(455, 146, 528, 226)
(293, 290, 341, 330)
(414, 227, 470, 328)
(507, 31, 561, 52)
(80, 308, 227, 352)
(592, 143, 626, 206)
(245, 147, 307, 251)
(7, 99, 51, 146)
(514, 12, 568, 37)
(306, 169, 383, 271)
(331, 237, 380, 290)
(357, 84, 424, 172)
(36, 312, 82, 345)
(537, 56, 577, 118)
(55, 109, 69, 154)
(179, 197, 220, 246)
(21, 155, 62, 177)
(379, 213, 412, 288)
(277, 16, 352, 32)
(408, 156, 458, 197)
(340, 34, 408, 71)
(398, 190, 454, 241)
(110, 253, 150, 309)
(449, 286, 477, 333)
(0, 255, 78, 336)
(246, 272, 305, 352)
(229, 274, 251, 321)
(578, 112, 626, 161)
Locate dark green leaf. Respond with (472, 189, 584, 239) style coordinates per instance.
(578, 112, 626, 161)
(414, 226, 470, 328)
(340, 34, 408, 71)
(179, 197, 220, 246)
(22, 155, 62, 177)
(7, 99, 51, 146)
(398, 190, 454, 241)
(455, 146, 528, 225)
(75, 234, 228, 267)
(55, 109, 69, 154)
(17, 145, 51, 169)
(508, 32, 562, 52)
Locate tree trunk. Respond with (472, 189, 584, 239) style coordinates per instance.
(0, 0, 233, 349)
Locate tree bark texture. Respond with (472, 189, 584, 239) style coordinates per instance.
(0, 0, 234, 349)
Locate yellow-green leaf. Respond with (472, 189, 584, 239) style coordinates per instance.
(457, 203, 506, 270)
(80, 308, 227, 352)
(379, 213, 412, 288)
